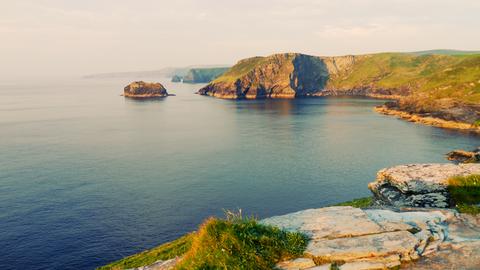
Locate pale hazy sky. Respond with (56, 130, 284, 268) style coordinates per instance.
(1, 0, 479, 79)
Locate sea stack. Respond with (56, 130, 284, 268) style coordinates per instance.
(123, 81, 169, 98)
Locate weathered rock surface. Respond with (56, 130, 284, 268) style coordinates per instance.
(368, 163, 480, 208)
(124, 81, 169, 98)
(264, 206, 480, 270)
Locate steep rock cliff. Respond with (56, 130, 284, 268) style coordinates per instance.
(197, 53, 330, 99)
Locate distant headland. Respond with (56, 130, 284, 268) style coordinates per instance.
(196, 50, 480, 132)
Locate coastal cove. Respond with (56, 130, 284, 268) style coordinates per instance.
(1, 78, 479, 270)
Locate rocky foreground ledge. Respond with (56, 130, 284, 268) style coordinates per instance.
(105, 163, 480, 270)
(264, 206, 480, 270)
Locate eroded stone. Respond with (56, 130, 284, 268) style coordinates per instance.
(368, 163, 480, 208)
(262, 207, 385, 240)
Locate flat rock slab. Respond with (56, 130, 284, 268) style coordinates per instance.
(372, 164, 480, 193)
(307, 231, 418, 261)
(265, 206, 474, 270)
(368, 163, 480, 208)
(263, 206, 384, 240)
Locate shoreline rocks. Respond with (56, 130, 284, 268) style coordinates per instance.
(124, 81, 170, 98)
(446, 148, 480, 163)
(374, 105, 480, 133)
(368, 163, 480, 208)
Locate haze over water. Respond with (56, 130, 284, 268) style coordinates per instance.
(1, 78, 478, 270)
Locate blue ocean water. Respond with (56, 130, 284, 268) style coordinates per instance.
(0, 78, 478, 269)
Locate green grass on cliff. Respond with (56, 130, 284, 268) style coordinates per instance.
(213, 56, 268, 83)
(328, 53, 480, 103)
(176, 211, 308, 270)
(213, 53, 298, 83)
(98, 210, 308, 270)
(97, 234, 194, 270)
(333, 197, 373, 208)
(448, 174, 480, 215)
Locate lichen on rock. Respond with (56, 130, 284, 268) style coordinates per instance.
(263, 206, 478, 270)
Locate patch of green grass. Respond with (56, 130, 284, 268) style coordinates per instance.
(97, 233, 194, 270)
(213, 53, 298, 83)
(456, 203, 480, 215)
(333, 197, 373, 208)
(98, 210, 309, 270)
(448, 174, 480, 215)
(176, 210, 308, 270)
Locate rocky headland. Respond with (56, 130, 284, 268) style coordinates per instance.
(197, 53, 332, 99)
(197, 52, 480, 131)
(123, 81, 170, 98)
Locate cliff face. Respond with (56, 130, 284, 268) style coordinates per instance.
(123, 81, 169, 98)
(197, 53, 410, 99)
(197, 53, 331, 99)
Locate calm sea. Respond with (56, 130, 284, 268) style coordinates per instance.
(0, 77, 478, 269)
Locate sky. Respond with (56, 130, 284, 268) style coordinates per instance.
(1, 0, 479, 79)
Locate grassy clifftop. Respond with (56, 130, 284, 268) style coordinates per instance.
(326, 53, 480, 103)
(212, 54, 296, 83)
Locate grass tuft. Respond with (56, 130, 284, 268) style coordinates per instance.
(333, 197, 373, 208)
(98, 210, 308, 270)
(448, 174, 480, 215)
(176, 210, 308, 269)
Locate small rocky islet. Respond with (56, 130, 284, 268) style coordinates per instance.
(123, 81, 170, 98)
